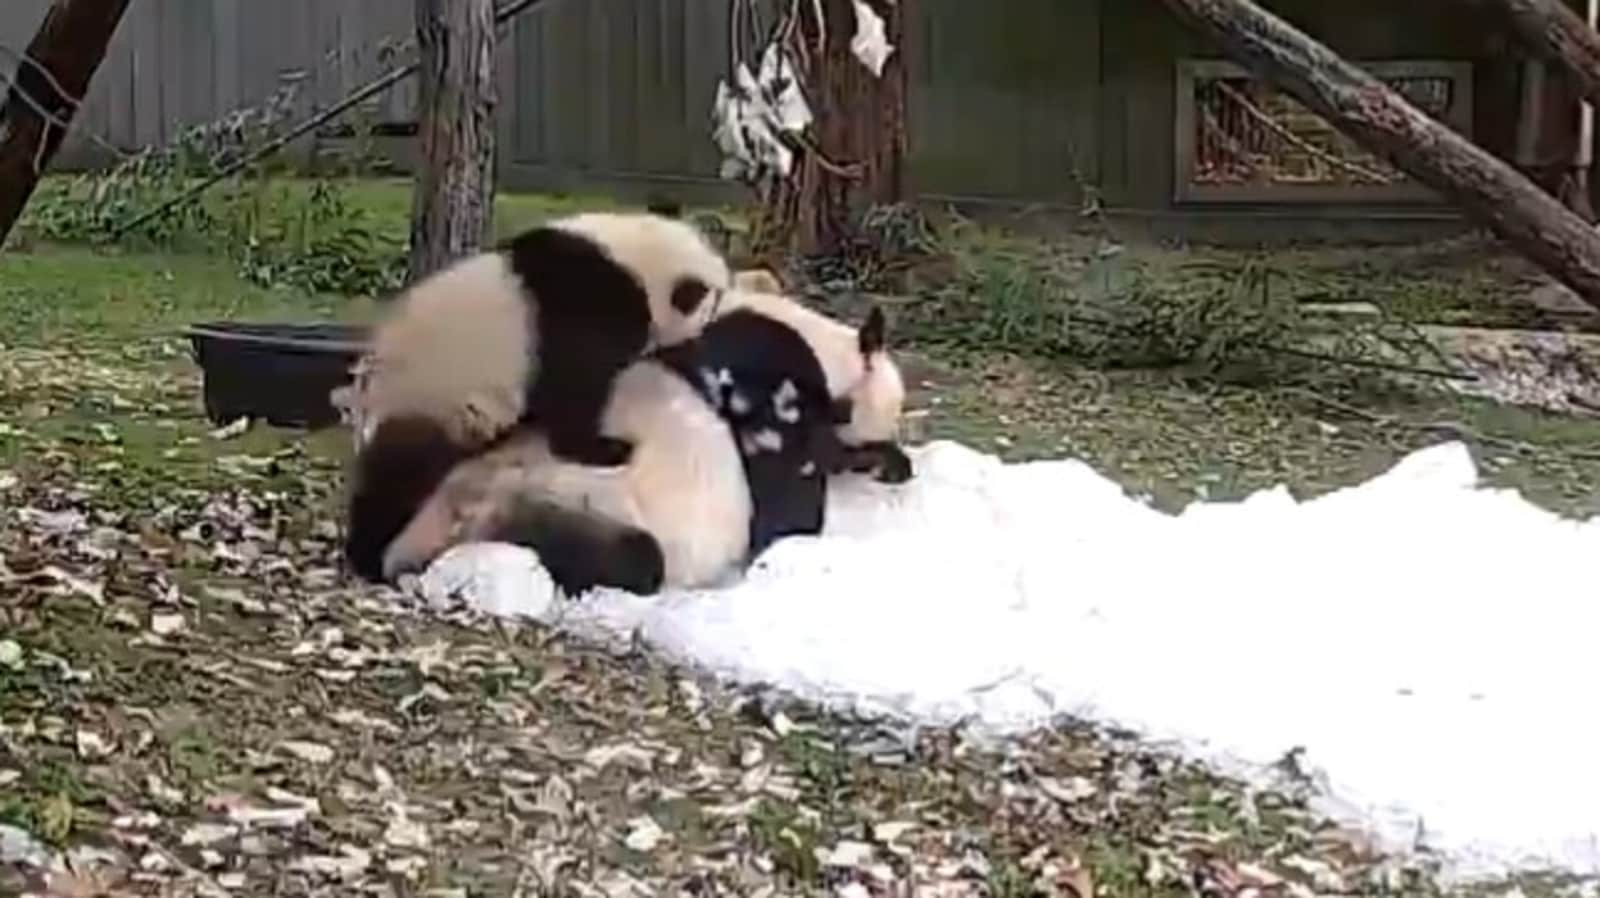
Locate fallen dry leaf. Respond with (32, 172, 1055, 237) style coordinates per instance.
(275, 740, 335, 765)
(149, 612, 186, 636)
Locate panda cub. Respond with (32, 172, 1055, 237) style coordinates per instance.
(343, 210, 732, 583)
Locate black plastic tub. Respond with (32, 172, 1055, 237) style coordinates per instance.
(185, 322, 370, 429)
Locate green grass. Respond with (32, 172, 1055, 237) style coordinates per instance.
(23, 173, 744, 252)
(0, 245, 355, 348)
(185, 175, 748, 239)
(16, 171, 750, 298)
(161, 176, 639, 245)
(895, 219, 1595, 411)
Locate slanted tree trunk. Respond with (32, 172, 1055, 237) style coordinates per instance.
(408, 0, 496, 283)
(0, 0, 131, 249)
(1162, 0, 1600, 312)
(757, 0, 909, 259)
(1488, 0, 1600, 219)
(1487, 0, 1600, 106)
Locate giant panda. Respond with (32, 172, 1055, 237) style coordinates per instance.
(343, 210, 733, 583)
(374, 286, 913, 595)
(378, 354, 755, 594)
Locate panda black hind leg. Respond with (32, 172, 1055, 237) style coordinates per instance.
(481, 494, 666, 597)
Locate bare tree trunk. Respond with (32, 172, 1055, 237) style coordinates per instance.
(756, 0, 909, 259)
(408, 0, 497, 283)
(0, 0, 131, 249)
(1163, 0, 1600, 312)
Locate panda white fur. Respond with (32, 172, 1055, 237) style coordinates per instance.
(343, 210, 733, 582)
(376, 284, 912, 595)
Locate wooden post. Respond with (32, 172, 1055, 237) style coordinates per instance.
(0, 0, 132, 249)
(408, 0, 497, 283)
(1162, 0, 1600, 311)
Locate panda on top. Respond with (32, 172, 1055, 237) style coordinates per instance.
(344, 206, 914, 597)
(342, 209, 733, 582)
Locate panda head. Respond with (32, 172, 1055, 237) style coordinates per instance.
(545, 210, 733, 349)
(835, 305, 906, 447)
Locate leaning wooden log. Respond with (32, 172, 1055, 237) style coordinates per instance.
(1161, 0, 1600, 312)
(1484, 0, 1600, 108)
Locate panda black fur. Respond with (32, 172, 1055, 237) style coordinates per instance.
(343, 210, 732, 583)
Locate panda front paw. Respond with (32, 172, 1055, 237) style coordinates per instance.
(836, 441, 913, 484)
(874, 443, 914, 484)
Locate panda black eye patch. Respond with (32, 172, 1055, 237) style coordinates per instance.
(670, 277, 711, 314)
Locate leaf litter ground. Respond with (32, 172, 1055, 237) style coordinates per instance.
(1, 245, 1598, 898)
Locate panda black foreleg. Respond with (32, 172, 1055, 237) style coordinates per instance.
(524, 361, 637, 468)
(742, 454, 828, 558)
(511, 225, 654, 469)
(866, 442, 914, 483)
(481, 495, 666, 597)
(737, 394, 835, 557)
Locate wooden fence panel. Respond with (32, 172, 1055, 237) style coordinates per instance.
(0, 0, 1110, 205)
(0, 0, 416, 168)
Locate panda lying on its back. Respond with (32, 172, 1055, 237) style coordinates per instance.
(375, 284, 913, 596)
(343, 210, 733, 583)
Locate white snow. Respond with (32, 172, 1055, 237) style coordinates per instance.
(419, 439, 1600, 882)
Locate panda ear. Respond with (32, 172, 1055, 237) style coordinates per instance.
(859, 306, 887, 357)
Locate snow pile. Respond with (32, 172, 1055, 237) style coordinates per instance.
(418, 439, 1600, 881)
